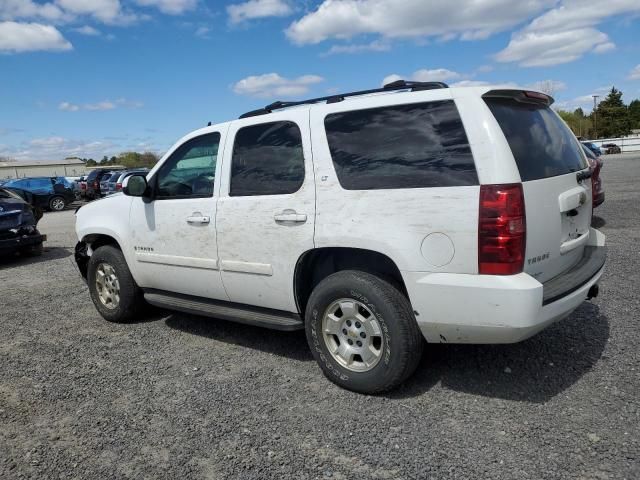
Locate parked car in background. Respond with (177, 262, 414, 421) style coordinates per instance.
(581, 142, 602, 157)
(601, 143, 621, 154)
(77, 176, 88, 198)
(107, 169, 150, 195)
(85, 168, 124, 199)
(581, 144, 605, 207)
(2, 177, 76, 211)
(64, 176, 84, 201)
(99, 172, 116, 197)
(0, 187, 46, 256)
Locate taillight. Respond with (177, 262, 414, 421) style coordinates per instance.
(116, 183, 122, 191)
(479, 183, 526, 275)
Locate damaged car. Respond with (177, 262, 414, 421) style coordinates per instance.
(0, 187, 46, 257)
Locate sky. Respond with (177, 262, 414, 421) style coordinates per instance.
(0, 0, 639, 161)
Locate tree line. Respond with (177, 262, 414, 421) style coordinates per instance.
(557, 87, 640, 140)
(79, 151, 160, 169)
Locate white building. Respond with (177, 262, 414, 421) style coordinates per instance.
(0, 159, 90, 180)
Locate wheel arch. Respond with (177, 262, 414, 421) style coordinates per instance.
(294, 247, 408, 316)
(75, 233, 123, 280)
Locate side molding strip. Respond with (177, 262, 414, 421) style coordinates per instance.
(136, 253, 219, 270)
(220, 260, 273, 276)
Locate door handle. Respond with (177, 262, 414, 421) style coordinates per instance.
(186, 214, 210, 225)
(274, 210, 307, 224)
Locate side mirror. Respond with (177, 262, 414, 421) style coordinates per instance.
(122, 174, 149, 197)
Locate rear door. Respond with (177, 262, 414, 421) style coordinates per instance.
(216, 109, 315, 312)
(485, 94, 591, 282)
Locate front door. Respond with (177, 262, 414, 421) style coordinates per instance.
(129, 130, 228, 300)
(216, 109, 315, 312)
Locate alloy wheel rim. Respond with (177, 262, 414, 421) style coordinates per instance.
(95, 262, 120, 309)
(51, 198, 64, 210)
(321, 298, 384, 372)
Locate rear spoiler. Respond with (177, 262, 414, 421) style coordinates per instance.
(482, 89, 554, 106)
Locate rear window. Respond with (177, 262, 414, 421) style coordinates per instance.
(485, 98, 587, 181)
(324, 101, 478, 190)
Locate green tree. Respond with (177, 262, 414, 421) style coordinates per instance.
(556, 109, 593, 138)
(629, 99, 640, 130)
(86, 159, 97, 166)
(593, 87, 631, 138)
(100, 155, 109, 164)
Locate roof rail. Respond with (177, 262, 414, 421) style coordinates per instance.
(239, 80, 449, 119)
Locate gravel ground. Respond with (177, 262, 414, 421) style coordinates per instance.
(1, 155, 639, 480)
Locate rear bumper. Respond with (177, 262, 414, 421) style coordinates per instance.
(403, 228, 606, 344)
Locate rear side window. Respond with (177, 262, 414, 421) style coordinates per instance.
(485, 98, 587, 181)
(230, 121, 305, 196)
(324, 101, 478, 190)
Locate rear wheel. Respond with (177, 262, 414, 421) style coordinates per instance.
(48, 196, 66, 211)
(305, 270, 423, 394)
(87, 245, 145, 323)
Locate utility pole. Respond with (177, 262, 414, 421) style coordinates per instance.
(592, 95, 599, 139)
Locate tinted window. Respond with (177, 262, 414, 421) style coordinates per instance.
(324, 101, 477, 190)
(30, 178, 52, 189)
(230, 121, 305, 196)
(155, 133, 220, 199)
(486, 98, 587, 181)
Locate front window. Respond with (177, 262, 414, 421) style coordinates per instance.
(155, 133, 220, 199)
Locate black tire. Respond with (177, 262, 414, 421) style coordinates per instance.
(48, 196, 66, 211)
(305, 270, 423, 394)
(87, 245, 145, 323)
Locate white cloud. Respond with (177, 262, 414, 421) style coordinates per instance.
(0, 136, 116, 160)
(555, 85, 612, 112)
(228, 0, 293, 24)
(629, 64, 640, 80)
(495, 0, 640, 67)
(322, 39, 390, 56)
(0, 21, 72, 52)
(286, 0, 553, 44)
(495, 28, 612, 67)
(55, 0, 123, 23)
(134, 0, 197, 15)
(0, 134, 166, 161)
(232, 73, 324, 98)
(58, 98, 143, 111)
(58, 101, 80, 111)
(382, 68, 461, 86)
(0, 0, 69, 23)
(195, 25, 210, 38)
(450, 80, 491, 87)
(73, 25, 101, 35)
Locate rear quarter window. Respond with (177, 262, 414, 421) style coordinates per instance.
(485, 98, 587, 181)
(324, 100, 478, 190)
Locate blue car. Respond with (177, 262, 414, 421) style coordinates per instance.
(2, 176, 76, 211)
(581, 142, 602, 157)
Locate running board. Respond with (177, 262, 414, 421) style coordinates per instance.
(143, 289, 304, 331)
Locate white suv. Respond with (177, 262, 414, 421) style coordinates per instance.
(75, 81, 606, 393)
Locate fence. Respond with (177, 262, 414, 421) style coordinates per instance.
(584, 134, 640, 153)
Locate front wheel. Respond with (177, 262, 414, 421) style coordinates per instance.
(305, 270, 423, 394)
(87, 245, 146, 323)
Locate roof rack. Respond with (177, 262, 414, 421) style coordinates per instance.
(239, 80, 449, 119)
